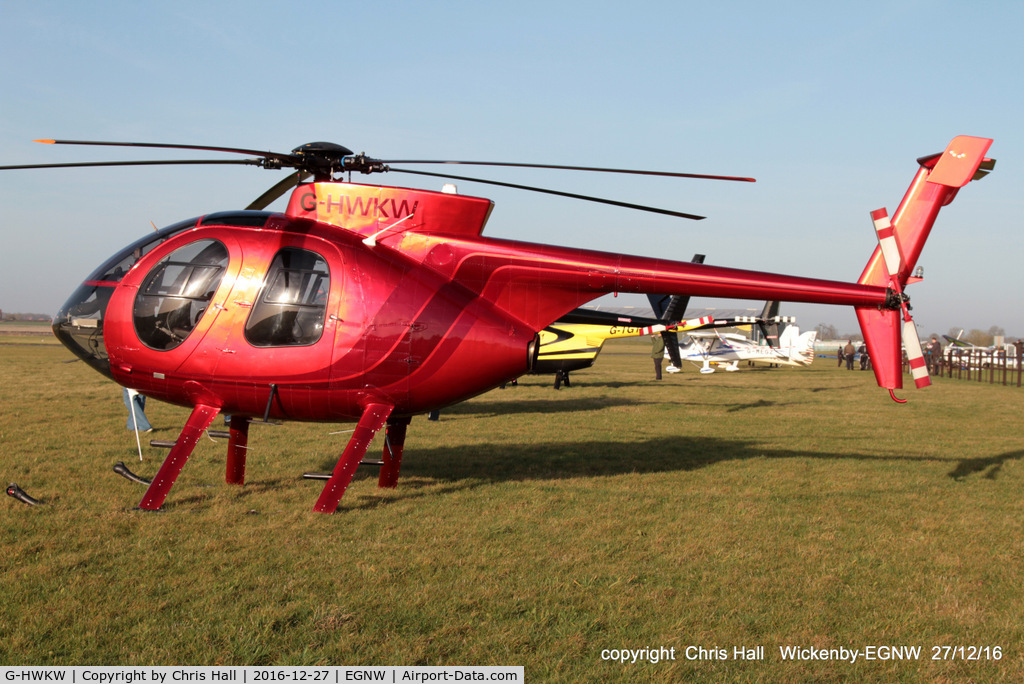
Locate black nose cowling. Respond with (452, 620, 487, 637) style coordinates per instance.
(52, 282, 115, 378)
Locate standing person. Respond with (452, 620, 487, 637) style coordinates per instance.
(926, 336, 942, 375)
(843, 340, 856, 370)
(651, 334, 665, 380)
(123, 387, 152, 433)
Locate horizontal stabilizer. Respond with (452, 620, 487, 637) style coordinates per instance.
(925, 136, 994, 188)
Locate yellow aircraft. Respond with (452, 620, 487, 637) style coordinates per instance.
(533, 309, 713, 388)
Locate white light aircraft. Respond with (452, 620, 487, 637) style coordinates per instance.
(668, 324, 816, 374)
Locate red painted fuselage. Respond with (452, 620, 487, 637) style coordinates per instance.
(57, 181, 893, 423)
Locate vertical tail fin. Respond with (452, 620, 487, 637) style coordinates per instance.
(792, 330, 817, 365)
(857, 136, 994, 393)
(859, 136, 993, 290)
(650, 253, 705, 369)
(757, 300, 782, 347)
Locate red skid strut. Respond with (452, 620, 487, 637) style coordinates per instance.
(379, 416, 411, 489)
(313, 402, 394, 513)
(225, 415, 250, 485)
(138, 404, 221, 510)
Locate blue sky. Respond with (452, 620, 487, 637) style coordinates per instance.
(2, 1, 1021, 337)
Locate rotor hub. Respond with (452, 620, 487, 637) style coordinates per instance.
(883, 288, 911, 311)
(291, 142, 355, 159)
(290, 142, 356, 181)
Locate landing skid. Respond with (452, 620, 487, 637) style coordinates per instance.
(128, 401, 411, 513)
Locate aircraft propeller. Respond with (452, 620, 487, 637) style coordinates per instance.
(0, 139, 755, 219)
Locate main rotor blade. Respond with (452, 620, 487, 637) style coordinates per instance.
(388, 168, 706, 220)
(380, 159, 755, 183)
(33, 138, 288, 159)
(246, 171, 311, 210)
(0, 159, 264, 171)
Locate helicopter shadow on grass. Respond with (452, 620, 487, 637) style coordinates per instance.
(522, 379, 668, 390)
(442, 376, 834, 418)
(438, 396, 648, 419)
(314, 438, 1024, 511)
(444, 394, 804, 419)
(123, 439, 1020, 513)
(725, 398, 780, 412)
(808, 384, 860, 393)
(946, 450, 1024, 481)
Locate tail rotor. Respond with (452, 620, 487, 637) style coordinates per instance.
(871, 208, 930, 390)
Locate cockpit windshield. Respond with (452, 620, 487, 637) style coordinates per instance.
(51, 217, 201, 377)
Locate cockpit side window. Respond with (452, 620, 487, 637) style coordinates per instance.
(245, 248, 330, 347)
(133, 239, 229, 351)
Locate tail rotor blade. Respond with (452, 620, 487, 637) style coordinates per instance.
(903, 320, 931, 389)
(871, 208, 904, 278)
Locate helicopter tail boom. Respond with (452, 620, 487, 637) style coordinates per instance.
(432, 137, 992, 396)
(442, 236, 892, 332)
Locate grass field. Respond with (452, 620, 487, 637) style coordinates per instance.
(1, 339, 1022, 681)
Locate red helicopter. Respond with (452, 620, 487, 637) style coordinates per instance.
(2, 136, 994, 513)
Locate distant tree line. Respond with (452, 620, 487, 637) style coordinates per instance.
(0, 312, 52, 322)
